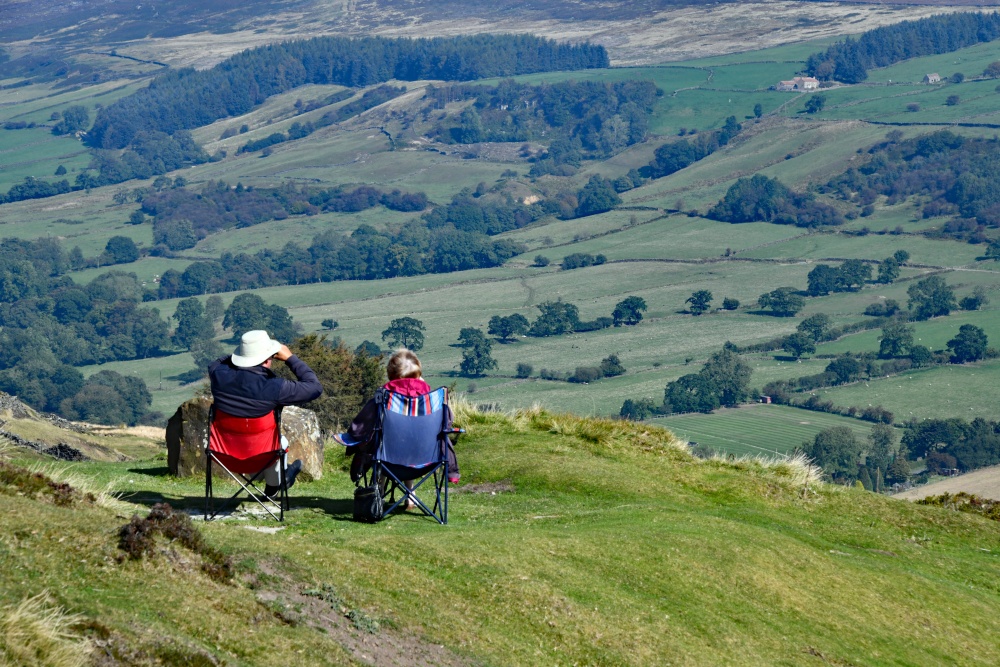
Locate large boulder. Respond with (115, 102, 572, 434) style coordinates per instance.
(166, 396, 324, 480)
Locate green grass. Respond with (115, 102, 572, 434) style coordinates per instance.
(3, 406, 1000, 665)
(0, 80, 142, 125)
(68, 256, 194, 286)
(528, 216, 805, 261)
(653, 403, 884, 456)
(0, 192, 150, 256)
(866, 41, 1000, 84)
(0, 129, 90, 191)
(188, 208, 415, 258)
(819, 357, 1000, 423)
(707, 62, 804, 92)
(739, 231, 987, 267)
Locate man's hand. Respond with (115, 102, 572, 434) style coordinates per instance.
(273, 343, 293, 361)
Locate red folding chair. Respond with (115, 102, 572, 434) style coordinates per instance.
(205, 406, 288, 521)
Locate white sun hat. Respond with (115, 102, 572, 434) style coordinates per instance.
(230, 330, 281, 367)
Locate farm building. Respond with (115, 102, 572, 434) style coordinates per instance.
(776, 76, 820, 91)
(923, 73, 941, 83)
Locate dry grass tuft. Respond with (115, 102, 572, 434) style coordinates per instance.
(26, 463, 117, 509)
(706, 450, 823, 488)
(0, 593, 92, 667)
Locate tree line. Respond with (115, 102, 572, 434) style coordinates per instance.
(805, 11, 1000, 84)
(87, 34, 609, 151)
(156, 225, 524, 299)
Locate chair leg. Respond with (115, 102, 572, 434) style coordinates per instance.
(205, 452, 213, 520)
(279, 453, 287, 521)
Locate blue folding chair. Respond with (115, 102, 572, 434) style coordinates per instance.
(365, 386, 462, 524)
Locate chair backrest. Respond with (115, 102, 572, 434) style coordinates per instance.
(209, 407, 281, 473)
(376, 387, 448, 468)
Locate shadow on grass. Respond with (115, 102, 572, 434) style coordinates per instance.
(117, 489, 355, 519)
(128, 465, 172, 477)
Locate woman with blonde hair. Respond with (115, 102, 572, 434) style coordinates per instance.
(334, 349, 460, 503)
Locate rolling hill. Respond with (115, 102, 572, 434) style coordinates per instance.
(2, 399, 1000, 665)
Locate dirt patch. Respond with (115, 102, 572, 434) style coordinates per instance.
(251, 564, 479, 666)
(452, 480, 514, 495)
(894, 464, 1000, 502)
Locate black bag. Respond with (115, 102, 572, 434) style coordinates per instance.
(353, 482, 383, 523)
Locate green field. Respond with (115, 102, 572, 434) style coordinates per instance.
(0, 128, 90, 190)
(819, 357, 1000, 422)
(10, 26, 1000, 432)
(653, 403, 887, 457)
(867, 41, 1000, 84)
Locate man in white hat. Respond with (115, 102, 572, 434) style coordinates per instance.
(208, 330, 323, 497)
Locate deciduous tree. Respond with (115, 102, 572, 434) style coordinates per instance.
(686, 290, 712, 316)
(879, 321, 914, 358)
(797, 313, 832, 341)
(757, 287, 804, 316)
(612, 296, 647, 326)
(172, 297, 214, 350)
(907, 275, 956, 320)
(488, 313, 530, 342)
(948, 324, 988, 363)
(783, 332, 816, 359)
(805, 426, 863, 482)
(381, 316, 425, 351)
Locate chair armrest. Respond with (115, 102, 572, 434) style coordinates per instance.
(441, 428, 465, 442)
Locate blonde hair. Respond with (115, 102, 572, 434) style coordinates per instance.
(387, 349, 422, 380)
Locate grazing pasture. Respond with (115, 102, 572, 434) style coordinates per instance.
(653, 403, 883, 457)
(819, 358, 1000, 423)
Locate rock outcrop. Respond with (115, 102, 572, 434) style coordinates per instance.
(166, 397, 324, 480)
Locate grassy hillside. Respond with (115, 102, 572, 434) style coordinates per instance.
(2, 403, 1000, 666)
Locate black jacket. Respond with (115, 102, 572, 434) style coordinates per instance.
(208, 355, 322, 418)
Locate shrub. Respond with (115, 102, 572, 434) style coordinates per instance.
(515, 362, 533, 378)
(117, 503, 233, 581)
(722, 297, 739, 310)
(600, 354, 626, 377)
(926, 451, 958, 475)
(620, 397, 655, 421)
(562, 253, 598, 270)
(860, 405, 894, 424)
(569, 366, 603, 383)
(575, 317, 613, 332)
